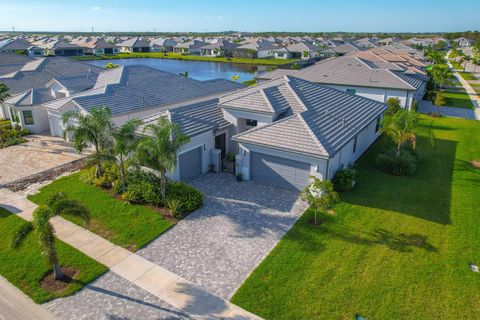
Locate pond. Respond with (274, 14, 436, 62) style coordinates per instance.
(86, 58, 271, 82)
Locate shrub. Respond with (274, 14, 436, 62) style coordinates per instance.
(166, 198, 183, 219)
(121, 190, 137, 204)
(124, 169, 164, 206)
(375, 149, 417, 176)
(434, 91, 446, 106)
(81, 162, 119, 188)
(332, 167, 357, 192)
(166, 182, 203, 213)
(385, 98, 401, 116)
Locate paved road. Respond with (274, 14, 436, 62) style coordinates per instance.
(0, 275, 55, 320)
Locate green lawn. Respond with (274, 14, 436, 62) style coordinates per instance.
(441, 90, 474, 109)
(458, 71, 478, 81)
(0, 208, 107, 303)
(450, 60, 462, 69)
(28, 171, 173, 251)
(232, 116, 480, 319)
(72, 52, 297, 66)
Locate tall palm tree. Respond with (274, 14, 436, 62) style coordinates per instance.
(381, 110, 419, 157)
(112, 119, 142, 193)
(432, 65, 454, 90)
(11, 193, 90, 280)
(471, 57, 480, 74)
(459, 55, 472, 72)
(135, 117, 190, 198)
(62, 107, 113, 178)
(0, 83, 10, 104)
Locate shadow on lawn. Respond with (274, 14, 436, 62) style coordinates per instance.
(341, 136, 457, 225)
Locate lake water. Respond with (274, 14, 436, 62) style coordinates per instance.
(86, 58, 270, 82)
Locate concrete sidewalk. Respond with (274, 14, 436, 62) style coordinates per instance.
(0, 275, 56, 320)
(0, 188, 261, 320)
(448, 61, 480, 120)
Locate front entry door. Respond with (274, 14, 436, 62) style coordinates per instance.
(215, 133, 226, 159)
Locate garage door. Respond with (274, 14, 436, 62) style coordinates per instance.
(251, 152, 310, 190)
(179, 147, 202, 181)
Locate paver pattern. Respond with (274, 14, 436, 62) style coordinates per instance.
(138, 173, 307, 299)
(0, 134, 85, 185)
(44, 272, 189, 320)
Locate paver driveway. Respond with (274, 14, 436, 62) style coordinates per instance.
(0, 134, 85, 185)
(138, 173, 307, 299)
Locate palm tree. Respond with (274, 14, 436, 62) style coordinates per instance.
(112, 119, 142, 193)
(432, 65, 454, 90)
(135, 117, 190, 198)
(471, 57, 480, 74)
(62, 107, 113, 178)
(11, 193, 90, 280)
(0, 83, 10, 104)
(459, 55, 472, 71)
(381, 110, 419, 157)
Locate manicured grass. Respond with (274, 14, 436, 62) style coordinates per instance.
(450, 60, 462, 69)
(72, 52, 297, 66)
(458, 71, 478, 81)
(0, 207, 107, 303)
(441, 90, 474, 109)
(232, 116, 480, 319)
(28, 171, 173, 251)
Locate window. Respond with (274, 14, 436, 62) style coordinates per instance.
(346, 88, 356, 96)
(23, 110, 34, 125)
(246, 119, 258, 127)
(375, 115, 382, 132)
(353, 136, 358, 153)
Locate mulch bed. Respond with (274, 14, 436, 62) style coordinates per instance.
(40, 267, 78, 294)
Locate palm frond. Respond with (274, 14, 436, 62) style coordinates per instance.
(11, 222, 34, 248)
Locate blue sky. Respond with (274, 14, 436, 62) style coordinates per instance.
(1, 0, 479, 33)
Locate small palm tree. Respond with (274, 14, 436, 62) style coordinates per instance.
(0, 83, 10, 103)
(471, 57, 480, 74)
(62, 107, 114, 178)
(432, 65, 454, 90)
(459, 55, 472, 71)
(135, 117, 190, 198)
(11, 193, 90, 280)
(112, 119, 142, 193)
(381, 110, 419, 157)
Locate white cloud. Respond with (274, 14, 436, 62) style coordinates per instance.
(91, 6, 101, 10)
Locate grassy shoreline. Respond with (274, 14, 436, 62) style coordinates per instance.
(72, 52, 297, 66)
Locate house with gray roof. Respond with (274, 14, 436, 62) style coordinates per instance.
(42, 65, 244, 137)
(117, 37, 151, 53)
(0, 57, 103, 128)
(71, 37, 120, 55)
(200, 40, 239, 57)
(234, 40, 278, 58)
(257, 56, 426, 109)
(173, 40, 207, 54)
(149, 38, 178, 52)
(224, 76, 387, 190)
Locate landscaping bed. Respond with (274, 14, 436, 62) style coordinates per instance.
(232, 115, 480, 319)
(0, 207, 107, 303)
(28, 170, 175, 251)
(0, 119, 28, 148)
(72, 52, 297, 66)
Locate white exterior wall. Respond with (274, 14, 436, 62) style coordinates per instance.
(236, 142, 328, 182)
(18, 106, 49, 133)
(327, 117, 380, 179)
(320, 84, 413, 108)
(0, 102, 9, 119)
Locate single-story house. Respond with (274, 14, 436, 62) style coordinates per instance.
(117, 37, 151, 53)
(200, 40, 239, 57)
(149, 38, 177, 52)
(234, 40, 277, 58)
(71, 37, 120, 55)
(257, 56, 427, 110)
(173, 40, 207, 54)
(285, 42, 322, 59)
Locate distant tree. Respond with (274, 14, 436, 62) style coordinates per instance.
(302, 178, 339, 225)
(291, 63, 301, 70)
(302, 50, 310, 58)
(11, 193, 90, 280)
(381, 110, 419, 157)
(179, 71, 189, 78)
(104, 62, 119, 69)
(0, 84, 10, 104)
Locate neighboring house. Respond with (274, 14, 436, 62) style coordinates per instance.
(71, 37, 120, 55)
(42, 65, 244, 137)
(200, 40, 239, 57)
(354, 38, 377, 48)
(0, 57, 103, 121)
(117, 37, 151, 53)
(0, 53, 33, 76)
(149, 38, 177, 52)
(173, 40, 206, 54)
(224, 76, 386, 190)
(234, 40, 277, 58)
(257, 56, 426, 109)
(0, 38, 46, 57)
(286, 42, 321, 59)
(331, 43, 361, 55)
(454, 37, 472, 47)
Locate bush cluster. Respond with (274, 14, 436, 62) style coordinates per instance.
(0, 120, 29, 148)
(332, 167, 357, 192)
(166, 182, 203, 217)
(375, 149, 417, 176)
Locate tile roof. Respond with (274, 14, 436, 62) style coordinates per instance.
(233, 76, 387, 158)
